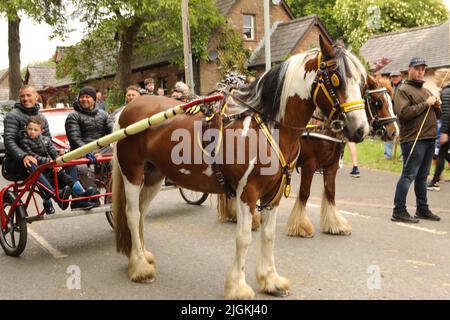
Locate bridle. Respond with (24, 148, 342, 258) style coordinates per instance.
(364, 87, 397, 136)
(311, 51, 365, 132)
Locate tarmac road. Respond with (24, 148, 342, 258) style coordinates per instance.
(0, 164, 449, 300)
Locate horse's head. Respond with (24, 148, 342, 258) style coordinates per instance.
(308, 37, 369, 143)
(365, 75, 399, 141)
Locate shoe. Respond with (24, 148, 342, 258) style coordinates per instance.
(71, 200, 95, 210)
(415, 208, 440, 221)
(391, 210, 419, 223)
(56, 186, 72, 210)
(426, 181, 440, 191)
(43, 199, 55, 215)
(82, 186, 96, 197)
(90, 197, 101, 208)
(349, 166, 360, 178)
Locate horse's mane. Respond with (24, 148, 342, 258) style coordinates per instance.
(236, 46, 367, 125)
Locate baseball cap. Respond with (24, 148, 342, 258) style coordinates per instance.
(409, 57, 427, 68)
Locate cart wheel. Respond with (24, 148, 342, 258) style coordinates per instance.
(179, 188, 209, 205)
(104, 180, 114, 229)
(0, 191, 27, 257)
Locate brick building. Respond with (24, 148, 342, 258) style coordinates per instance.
(50, 0, 333, 100)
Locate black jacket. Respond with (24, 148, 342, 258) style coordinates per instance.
(3, 103, 50, 161)
(440, 84, 450, 135)
(65, 102, 113, 150)
(18, 131, 58, 165)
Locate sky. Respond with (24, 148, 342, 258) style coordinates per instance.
(1, 1, 450, 71)
(0, 12, 86, 70)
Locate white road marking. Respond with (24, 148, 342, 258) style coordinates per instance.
(395, 223, 447, 235)
(307, 203, 372, 218)
(338, 210, 372, 219)
(406, 260, 435, 267)
(28, 228, 68, 259)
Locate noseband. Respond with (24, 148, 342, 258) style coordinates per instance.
(364, 87, 397, 136)
(311, 52, 365, 130)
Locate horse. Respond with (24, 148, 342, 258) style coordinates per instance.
(284, 75, 399, 237)
(217, 75, 398, 237)
(112, 36, 369, 299)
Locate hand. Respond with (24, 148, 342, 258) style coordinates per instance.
(426, 96, 438, 107)
(55, 166, 62, 172)
(85, 152, 97, 165)
(23, 155, 38, 168)
(434, 97, 442, 108)
(440, 133, 449, 145)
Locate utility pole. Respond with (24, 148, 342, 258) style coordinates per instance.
(181, 0, 195, 95)
(264, 0, 271, 71)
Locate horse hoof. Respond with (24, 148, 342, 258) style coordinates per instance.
(269, 290, 289, 298)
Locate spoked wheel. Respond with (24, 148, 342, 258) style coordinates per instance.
(179, 188, 209, 205)
(0, 191, 28, 257)
(104, 179, 114, 229)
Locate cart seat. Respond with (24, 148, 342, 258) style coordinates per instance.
(1, 163, 28, 182)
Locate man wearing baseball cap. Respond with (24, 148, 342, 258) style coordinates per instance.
(391, 57, 441, 223)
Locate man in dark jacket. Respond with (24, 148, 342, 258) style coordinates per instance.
(65, 86, 113, 207)
(2, 85, 50, 179)
(65, 86, 113, 151)
(391, 58, 441, 223)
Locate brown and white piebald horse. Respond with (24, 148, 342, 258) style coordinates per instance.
(285, 75, 399, 237)
(112, 37, 369, 299)
(218, 75, 399, 237)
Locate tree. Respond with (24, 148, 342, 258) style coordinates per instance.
(0, 0, 66, 99)
(58, 0, 224, 92)
(285, 0, 342, 40)
(334, 0, 449, 51)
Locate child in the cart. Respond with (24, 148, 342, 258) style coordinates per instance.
(19, 116, 96, 214)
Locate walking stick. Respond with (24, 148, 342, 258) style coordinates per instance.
(404, 105, 431, 167)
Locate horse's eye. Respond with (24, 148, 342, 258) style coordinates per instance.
(374, 98, 382, 109)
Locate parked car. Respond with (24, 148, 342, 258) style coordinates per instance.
(0, 100, 16, 160)
(40, 108, 72, 154)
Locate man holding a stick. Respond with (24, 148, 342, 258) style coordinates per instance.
(391, 57, 442, 223)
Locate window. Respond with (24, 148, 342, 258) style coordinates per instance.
(243, 14, 255, 40)
(157, 77, 167, 90)
(177, 74, 185, 83)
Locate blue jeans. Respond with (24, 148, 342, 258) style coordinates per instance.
(394, 139, 435, 212)
(384, 141, 393, 159)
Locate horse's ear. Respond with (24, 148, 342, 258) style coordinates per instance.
(367, 74, 376, 89)
(319, 35, 335, 59)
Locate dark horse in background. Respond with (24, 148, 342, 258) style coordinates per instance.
(112, 36, 369, 299)
(218, 75, 398, 237)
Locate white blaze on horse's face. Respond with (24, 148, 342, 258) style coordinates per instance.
(336, 51, 370, 143)
(343, 75, 370, 142)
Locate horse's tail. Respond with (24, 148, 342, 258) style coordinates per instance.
(217, 194, 237, 222)
(112, 119, 132, 257)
